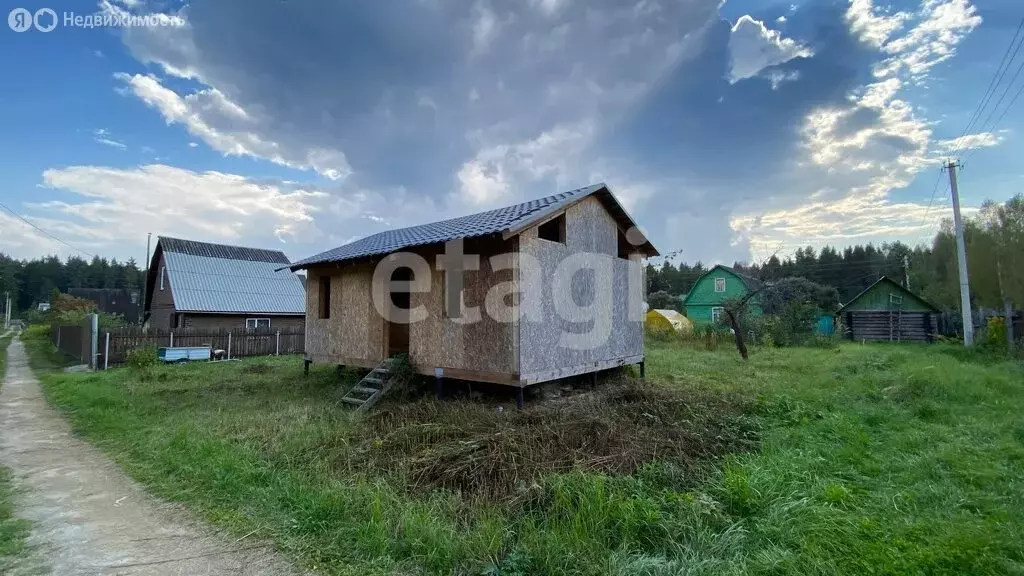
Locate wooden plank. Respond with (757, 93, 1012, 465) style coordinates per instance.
(426, 366, 521, 385)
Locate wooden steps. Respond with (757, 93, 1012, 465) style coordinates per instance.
(338, 358, 396, 413)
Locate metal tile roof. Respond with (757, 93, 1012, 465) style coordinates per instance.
(164, 252, 305, 314)
(160, 237, 291, 264)
(291, 183, 658, 269)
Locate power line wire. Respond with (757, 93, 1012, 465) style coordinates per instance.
(0, 201, 95, 258)
(964, 79, 1024, 162)
(951, 18, 1024, 155)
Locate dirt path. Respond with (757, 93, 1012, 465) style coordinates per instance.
(0, 336, 297, 575)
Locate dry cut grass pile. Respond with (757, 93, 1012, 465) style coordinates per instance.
(346, 376, 758, 500)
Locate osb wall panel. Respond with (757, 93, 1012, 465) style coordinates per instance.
(305, 264, 384, 363)
(519, 198, 644, 376)
(337, 262, 384, 362)
(304, 268, 328, 358)
(408, 239, 516, 374)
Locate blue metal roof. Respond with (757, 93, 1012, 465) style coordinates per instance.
(164, 252, 305, 314)
(291, 183, 656, 269)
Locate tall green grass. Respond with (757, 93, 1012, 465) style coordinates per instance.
(25, 335, 1024, 575)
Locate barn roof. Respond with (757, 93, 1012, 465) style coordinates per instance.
(837, 276, 940, 313)
(145, 237, 305, 315)
(289, 183, 658, 270)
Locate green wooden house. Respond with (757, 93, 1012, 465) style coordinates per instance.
(682, 265, 763, 324)
(837, 276, 939, 343)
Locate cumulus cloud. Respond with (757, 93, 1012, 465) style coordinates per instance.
(845, 0, 910, 49)
(728, 15, 813, 84)
(731, 0, 987, 253)
(116, 73, 351, 180)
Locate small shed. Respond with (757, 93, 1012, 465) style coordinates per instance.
(838, 277, 940, 343)
(645, 309, 693, 335)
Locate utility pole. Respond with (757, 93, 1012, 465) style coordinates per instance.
(947, 160, 974, 346)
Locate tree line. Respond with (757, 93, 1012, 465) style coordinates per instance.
(1, 195, 1020, 316)
(0, 254, 145, 313)
(648, 195, 1023, 312)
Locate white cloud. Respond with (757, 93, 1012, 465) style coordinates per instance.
(734, 0, 987, 253)
(776, 15, 787, 24)
(530, 0, 569, 16)
(93, 129, 127, 150)
(472, 2, 499, 54)
(727, 15, 813, 84)
(116, 73, 350, 180)
(872, 0, 981, 78)
(457, 122, 594, 205)
(845, 0, 910, 49)
(188, 142, 199, 148)
(35, 165, 328, 245)
(936, 131, 1001, 152)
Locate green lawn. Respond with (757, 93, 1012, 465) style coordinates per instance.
(23, 331, 1024, 575)
(0, 334, 34, 572)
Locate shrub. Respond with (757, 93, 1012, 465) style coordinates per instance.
(126, 345, 158, 372)
(647, 291, 681, 312)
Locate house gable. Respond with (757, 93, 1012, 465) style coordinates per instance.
(839, 277, 939, 313)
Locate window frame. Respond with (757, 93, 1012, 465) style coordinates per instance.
(714, 277, 726, 293)
(711, 306, 724, 323)
(537, 213, 566, 244)
(246, 318, 271, 330)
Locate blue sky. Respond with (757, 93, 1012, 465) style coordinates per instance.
(0, 0, 1020, 266)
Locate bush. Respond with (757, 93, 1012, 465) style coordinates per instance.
(647, 291, 681, 312)
(126, 345, 158, 371)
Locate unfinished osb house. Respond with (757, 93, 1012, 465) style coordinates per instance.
(289, 184, 658, 392)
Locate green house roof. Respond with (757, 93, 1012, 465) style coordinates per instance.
(838, 276, 940, 313)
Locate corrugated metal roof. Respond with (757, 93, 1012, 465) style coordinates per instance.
(164, 252, 305, 314)
(160, 237, 291, 264)
(291, 183, 656, 269)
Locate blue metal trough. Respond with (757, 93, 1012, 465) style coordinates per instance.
(158, 346, 212, 363)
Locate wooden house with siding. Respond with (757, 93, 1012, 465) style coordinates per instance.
(681, 265, 763, 324)
(143, 237, 306, 332)
(837, 276, 940, 343)
(289, 184, 658, 406)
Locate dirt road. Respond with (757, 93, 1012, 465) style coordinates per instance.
(0, 336, 297, 575)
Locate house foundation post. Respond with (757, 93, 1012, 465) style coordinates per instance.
(639, 359, 645, 379)
(434, 368, 444, 400)
(303, 359, 310, 376)
(516, 387, 525, 410)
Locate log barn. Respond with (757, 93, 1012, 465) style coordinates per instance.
(289, 184, 658, 398)
(838, 277, 940, 343)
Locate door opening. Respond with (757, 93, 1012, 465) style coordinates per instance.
(386, 266, 412, 356)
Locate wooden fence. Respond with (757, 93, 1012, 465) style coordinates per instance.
(100, 327, 305, 368)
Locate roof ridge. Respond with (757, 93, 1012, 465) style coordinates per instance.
(159, 236, 289, 257)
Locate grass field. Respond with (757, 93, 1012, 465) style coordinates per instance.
(22, 329, 1024, 575)
(0, 333, 34, 572)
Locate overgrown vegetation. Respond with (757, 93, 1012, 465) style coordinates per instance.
(351, 378, 754, 500)
(0, 335, 34, 571)
(22, 335, 1024, 575)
